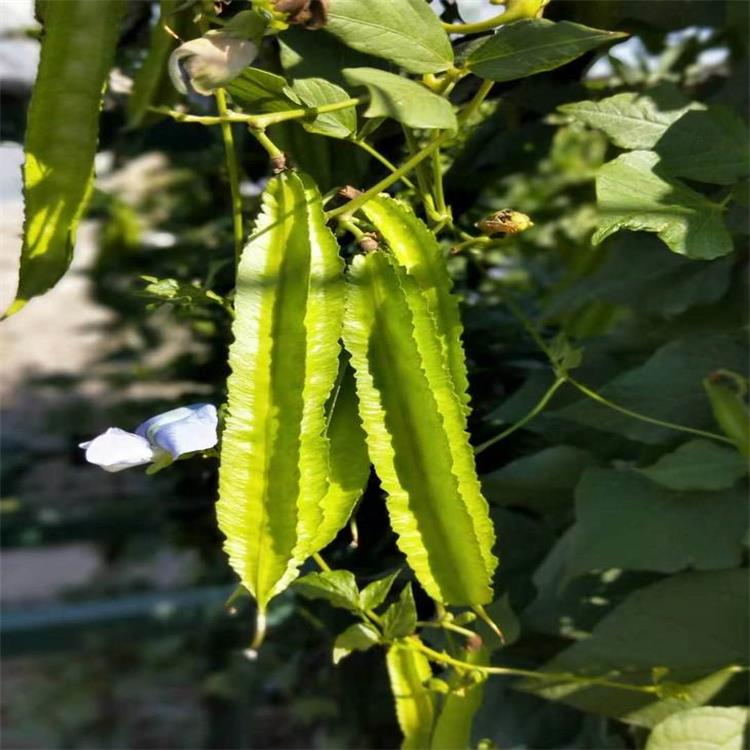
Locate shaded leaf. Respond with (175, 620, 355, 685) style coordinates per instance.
(638, 440, 748, 491)
(482, 445, 597, 514)
(5, 0, 126, 317)
(333, 622, 380, 664)
(567, 468, 748, 578)
(294, 570, 361, 612)
(592, 150, 733, 260)
(544, 234, 734, 320)
(523, 569, 749, 727)
(327, 0, 453, 74)
(343, 68, 456, 130)
(646, 706, 749, 750)
(467, 19, 625, 83)
(655, 107, 750, 186)
(227, 67, 299, 113)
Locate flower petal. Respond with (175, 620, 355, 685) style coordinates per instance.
(80, 428, 155, 473)
(136, 403, 218, 459)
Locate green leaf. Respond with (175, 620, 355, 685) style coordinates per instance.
(386, 642, 436, 749)
(482, 445, 596, 514)
(544, 234, 734, 320)
(227, 68, 300, 113)
(326, 0, 454, 74)
(359, 570, 400, 612)
(217, 172, 345, 611)
(343, 252, 496, 606)
(290, 77, 357, 139)
(4, 0, 126, 317)
(309, 360, 371, 552)
(332, 622, 381, 664)
(559, 84, 698, 150)
(567, 468, 748, 579)
(342, 68, 456, 130)
(467, 19, 625, 83)
(382, 583, 418, 640)
(654, 107, 750, 186)
(555, 334, 747, 444)
(279, 26, 386, 88)
(646, 707, 749, 750)
(294, 570, 361, 612)
(592, 150, 733, 260)
(638, 440, 748, 491)
(523, 569, 749, 727)
(360, 196, 469, 412)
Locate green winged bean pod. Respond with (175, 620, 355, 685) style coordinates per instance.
(5, 0, 125, 317)
(311, 359, 371, 551)
(343, 251, 497, 606)
(387, 640, 436, 750)
(361, 196, 471, 412)
(217, 171, 346, 634)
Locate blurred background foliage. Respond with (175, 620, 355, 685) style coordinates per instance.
(1, 0, 747, 748)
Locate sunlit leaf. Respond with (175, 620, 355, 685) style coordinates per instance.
(646, 706, 749, 750)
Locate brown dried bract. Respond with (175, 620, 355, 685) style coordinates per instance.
(338, 185, 363, 201)
(275, 0, 329, 29)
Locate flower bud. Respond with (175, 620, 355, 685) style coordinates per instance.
(475, 209, 534, 236)
(169, 31, 258, 96)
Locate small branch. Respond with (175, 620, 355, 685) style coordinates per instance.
(327, 131, 450, 221)
(214, 88, 244, 264)
(459, 79, 495, 124)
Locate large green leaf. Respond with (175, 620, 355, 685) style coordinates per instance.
(559, 85, 698, 150)
(592, 150, 733, 260)
(326, 0, 454, 74)
(386, 641, 436, 749)
(523, 569, 749, 727)
(646, 706, 749, 750)
(279, 26, 386, 88)
(360, 196, 469, 411)
(217, 172, 345, 612)
(567, 468, 748, 579)
(4, 0, 125, 317)
(342, 68, 456, 130)
(290, 77, 357, 139)
(467, 19, 625, 82)
(343, 252, 496, 606)
(554, 334, 747, 444)
(637, 440, 748, 491)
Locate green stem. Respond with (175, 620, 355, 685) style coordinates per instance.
(410, 641, 660, 695)
(475, 376, 567, 454)
(349, 138, 418, 191)
(327, 131, 450, 220)
(416, 620, 477, 640)
(338, 217, 367, 241)
(567, 376, 735, 445)
(151, 96, 364, 129)
(250, 127, 284, 160)
(214, 88, 244, 264)
(431, 146, 449, 222)
(460, 79, 495, 124)
(403, 127, 439, 218)
(500, 293, 733, 445)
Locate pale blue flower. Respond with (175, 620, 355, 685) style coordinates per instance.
(80, 404, 218, 473)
